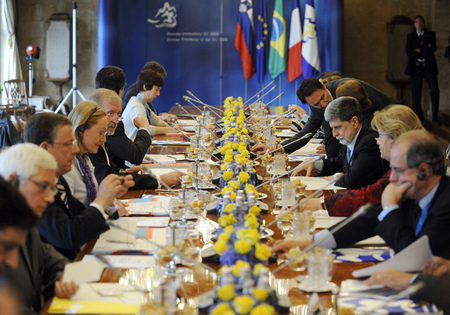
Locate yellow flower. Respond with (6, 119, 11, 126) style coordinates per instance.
(250, 304, 276, 315)
(222, 171, 234, 181)
(226, 149, 234, 156)
(214, 241, 229, 254)
(233, 295, 255, 315)
(232, 260, 250, 277)
(253, 288, 270, 301)
(218, 233, 230, 242)
(244, 213, 259, 228)
(245, 184, 255, 192)
(211, 303, 234, 315)
(218, 214, 237, 227)
(252, 263, 265, 277)
(224, 225, 235, 234)
(234, 155, 244, 164)
(230, 116, 236, 122)
(232, 143, 239, 150)
(255, 243, 271, 261)
(241, 149, 250, 158)
(248, 205, 261, 216)
(220, 163, 227, 171)
(217, 284, 235, 301)
(228, 180, 240, 190)
(234, 240, 251, 254)
(238, 172, 250, 183)
(224, 155, 234, 163)
(223, 203, 236, 213)
(242, 128, 248, 134)
(229, 191, 237, 201)
(243, 228, 260, 245)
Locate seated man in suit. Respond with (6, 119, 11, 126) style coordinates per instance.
(24, 113, 134, 259)
(251, 77, 396, 158)
(293, 96, 388, 189)
(273, 130, 450, 259)
(89, 88, 181, 188)
(0, 143, 79, 314)
(0, 178, 38, 273)
(365, 257, 450, 313)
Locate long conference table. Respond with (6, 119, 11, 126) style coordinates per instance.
(43, 105, 376, 315)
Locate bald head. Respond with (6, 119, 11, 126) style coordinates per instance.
(393, 130, 446, 176)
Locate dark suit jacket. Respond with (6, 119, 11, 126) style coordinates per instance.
(106, 121, 151, 170)
(122, 82, 158, 114)
(1, 229, 68, 314)
(320, 125, 388, 189)
(405, 29, 438, 75)
(39, 176, 109, 259)
(282, 78, 396, 157)
(89, 142, 159, 190)
(332, 176, 450, 259)
(411, 275, 450, 313)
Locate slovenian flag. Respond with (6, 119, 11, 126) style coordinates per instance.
(301, 0, 320, 78)
(256, 0, 268, 84)
(268, 0, 286, 79)
(287, 0, 302, 82)
(235, 0, 255, 80)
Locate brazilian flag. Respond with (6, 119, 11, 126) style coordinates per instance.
(268, 0, 286, 79)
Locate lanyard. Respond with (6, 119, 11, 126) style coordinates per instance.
(137, 95, 152, 126)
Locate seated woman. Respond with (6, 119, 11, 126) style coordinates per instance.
(122, 69, 178, 140)
(301, 105, 423, 216)
(64, 101, 128, 215)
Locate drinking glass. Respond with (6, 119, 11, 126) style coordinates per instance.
(273, 152, 286, 175)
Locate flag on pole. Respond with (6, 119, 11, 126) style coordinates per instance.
(235, 0, 255, 80)
(268, 0, 286, 79)
(301, 0, 320, 78)
(287, 0, 302, 82)
(256, 0, 268, 84)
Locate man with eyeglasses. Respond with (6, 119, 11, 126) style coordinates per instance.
(90, 88, 181, 188)
(251, 77, 396, 158)
(24, 113, 134, 259)
(273, 130, 450, 259)
(0, 143, 80, 314)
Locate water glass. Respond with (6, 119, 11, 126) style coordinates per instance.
(266, 135, 277, 148)
(281, 181, 296, 207)
(273, 152, 286, 175)
(307, 249, 332, 291)
(290, 210, 311, 240)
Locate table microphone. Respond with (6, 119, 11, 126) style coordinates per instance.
(272, 203, 372, 274)
(178, 101, 222, 130)
(245, 92, 285, 122)
(265, 173, 345, 230)
(183, 95, 223, 119)
(254, 155, 324, 190)
(248, 108, 296, 141)
(253, 132, 314, 161)
(243, 79, 275, 106)
(186, 90, 224, 114)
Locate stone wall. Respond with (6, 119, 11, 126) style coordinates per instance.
(16, 0, 450, 117)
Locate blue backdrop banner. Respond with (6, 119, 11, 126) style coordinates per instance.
(98, 0, 343, 114)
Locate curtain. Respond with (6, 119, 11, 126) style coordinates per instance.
(1, 0, 23, 104)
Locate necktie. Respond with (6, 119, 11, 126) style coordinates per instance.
(78, 156, 97, 206)
(346, 147, 352, 163)
(56, 179, 69, 209)
(415, 200, 431, 236)
(419, 34, 423, 46)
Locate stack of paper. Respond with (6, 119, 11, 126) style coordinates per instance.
(122, 196, 171, 216)
(290, 176, 346, 190)
(144, 154, 185, 164)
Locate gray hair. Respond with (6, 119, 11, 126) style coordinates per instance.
(324, 96, 363, 123)
(90, 88, 122, 108)
(0, 143, 57, 180)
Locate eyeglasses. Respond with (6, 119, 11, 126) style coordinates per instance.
(20, 177, 58, 195)
(375, 133, 395, 142)
(391, 166, 411, 176)
(96, 129, 107, 138)
(106, 112, 123, 121)
(53, 139, 77, 149)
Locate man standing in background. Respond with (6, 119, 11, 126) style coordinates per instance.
(405, 15, 440, 125)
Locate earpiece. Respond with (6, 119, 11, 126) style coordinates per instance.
(78, 124, 86, 132)
(9, 178, 19, 188)
(416, 171, 426, 181)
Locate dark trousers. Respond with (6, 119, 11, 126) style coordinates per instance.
(410, 66, 440, 123)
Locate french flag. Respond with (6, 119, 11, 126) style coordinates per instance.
(235, 0, 255, 80)
(301, 0, 320, 78)
(287, 0, 302, 82)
